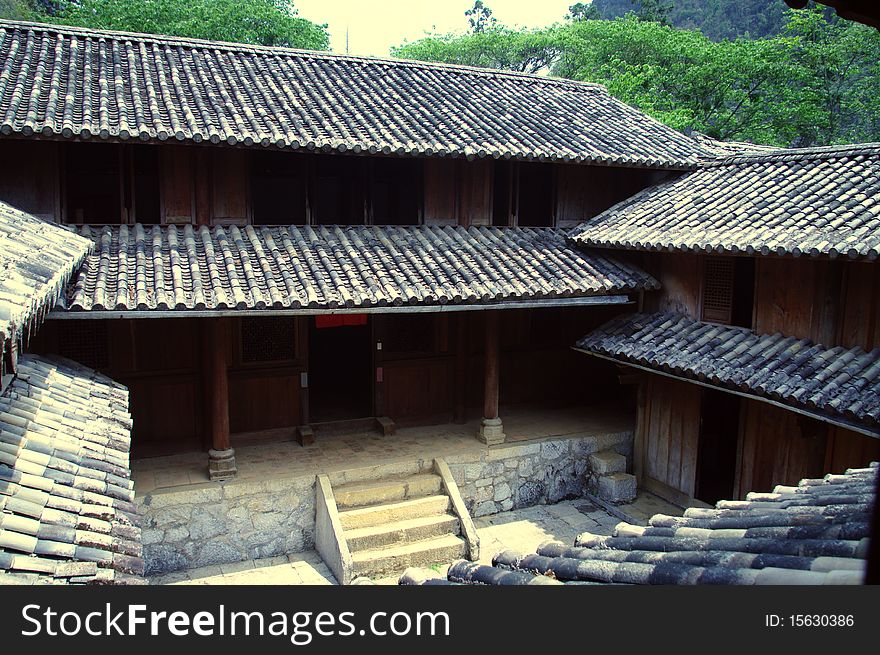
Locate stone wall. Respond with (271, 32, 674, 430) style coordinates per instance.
(140, 476, 315, 575)
(139, 430, 633, 575)
(445, 431, 633, 517)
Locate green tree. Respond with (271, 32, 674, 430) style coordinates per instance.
(783, 6, 880, 145)
(0, 0, 38, 19)
(465, 0, 497, 34)
(632, 0, 672, 26)
(392, 27, 560, 74)
(567, 3, 600, 21)
(39, 0, 329, 49)
(391, 11, 880, 146)
(554, 17, 799, 143)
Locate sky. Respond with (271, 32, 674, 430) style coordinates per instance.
(292, 0, 575, 57)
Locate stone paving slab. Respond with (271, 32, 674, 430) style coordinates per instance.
(151, 499, 623, 586)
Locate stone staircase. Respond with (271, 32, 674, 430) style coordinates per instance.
(316, 459, 479, 584)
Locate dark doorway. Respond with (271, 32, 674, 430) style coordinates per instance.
(695, 389, 741, 505)
(516, 162, 554, 227)
(308, 316, 373, 422)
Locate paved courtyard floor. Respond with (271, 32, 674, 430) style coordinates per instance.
(133, 404, 631, 495)
(149, 498, 626, 585)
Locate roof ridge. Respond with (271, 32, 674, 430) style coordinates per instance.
(705, 142, 880, 167)
(0, 18, 606, 93)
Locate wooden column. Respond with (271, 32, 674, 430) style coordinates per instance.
(206, 318, 237, 479)
(478, 311, 505, 444)
(453, 313, 468, 424)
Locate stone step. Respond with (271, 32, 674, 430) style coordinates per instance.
(339, 494, 451, 531)
(351, 534, 466, 579)
(334, 474, 443, 510)
(345, 513, 461, 553)
(589, 450, 627, 475)
(598, 472, 637, 504)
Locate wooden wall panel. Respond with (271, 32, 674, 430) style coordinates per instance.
(211, 149, 249, 224)
(382, 359, 452, 421)
(0, 140, 60, 221)
(459, 159, 493, 226)
(754, 258, 843, 344)
(825, 425, 880, 474)
(638, 377, 701, 497)
(423, 159, 457, 226)
(228, 371, 301, 434)
(736, 400, 828, 497)
(645, 253, 703, 318)
(839, 262, 880, 349)
(160, 146, 195, 224)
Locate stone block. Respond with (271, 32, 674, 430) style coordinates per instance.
(142, 486, 221, 509)
(208, 448, 237, 481)
(473, 500, 498, 517)
(474, 486, 494, 503)
(589, 451, 627, 475)
(464, 464, 484, 482)
(296, 425, 315, 446)
(597, 473, 637, 504)
(493, 482, 512, 502)
(515, 481, 546, 509)
(541, 440, 568, 461)
(572, 437, 600, 457)
(478, 418, 506, 446)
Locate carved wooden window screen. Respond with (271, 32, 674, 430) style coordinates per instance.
(240, 317, 296, 363)
(701, 257, 735, 324)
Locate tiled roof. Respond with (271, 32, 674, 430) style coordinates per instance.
(570, 144, 880, 259)
(574, 312, 880, 434)
(400, 463, 876, 585)
(0, 20, 712, 168)
(62, 224, 658, 313)
(0, 354, 143, 585)
(0, 200, 92, 375)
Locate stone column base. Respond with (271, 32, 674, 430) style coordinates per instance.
(208, 448, 237, 481)
(478, 417, 506, 446)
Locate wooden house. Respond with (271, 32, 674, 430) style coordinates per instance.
(572, 145, 880, 505)
(0, 19, 707, 480)
(0, 18, 877, 580)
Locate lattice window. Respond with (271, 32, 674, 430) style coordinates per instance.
(58, 321, 109, 370)
(701, 257, 735, 324)
(240, 317, 296, 363)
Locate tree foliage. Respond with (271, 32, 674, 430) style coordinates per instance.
(392, 9, 880, 147)
(18, 0, 330, 49)
(566, 3, 600, 22)
(465, 1, 497, 34)
(391, 27, 560, 74)
(591, 0, 790, 40)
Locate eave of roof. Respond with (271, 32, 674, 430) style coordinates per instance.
(569, 143, 880, 260)
(0, 19, 712, 168)
(573, 312, 880, 438)
(56, 223, 658, 315)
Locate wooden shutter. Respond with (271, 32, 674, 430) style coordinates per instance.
(701, 257, 735, 324)
(160, 146, 195, 224)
